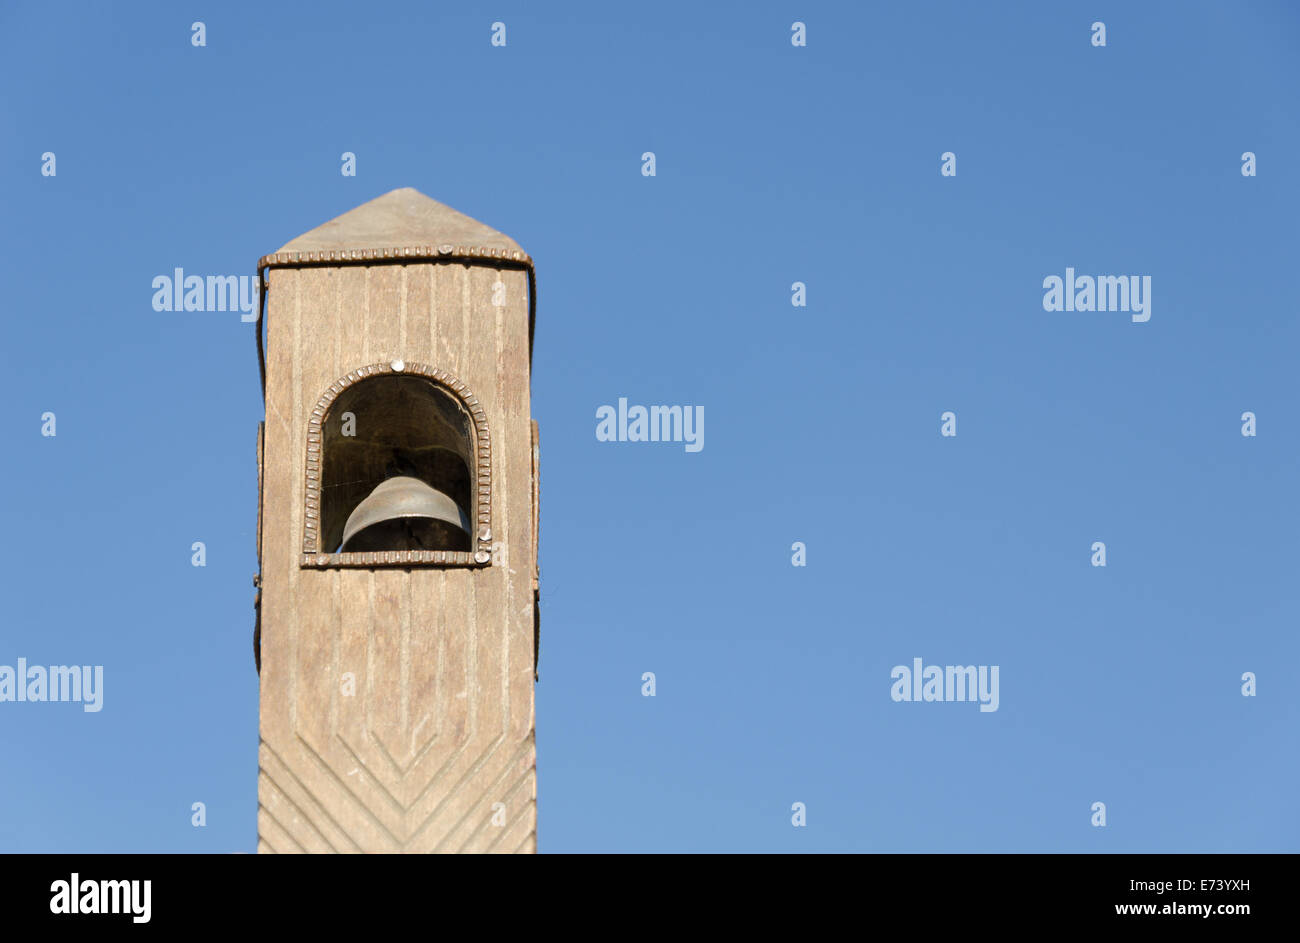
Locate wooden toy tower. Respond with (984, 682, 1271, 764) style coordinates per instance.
(253, 188, 539, 853)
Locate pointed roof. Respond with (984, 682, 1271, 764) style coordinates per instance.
(259, 188, 530, 268)
(254, 189, 536, 395)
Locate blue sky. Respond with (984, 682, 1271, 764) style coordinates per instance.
(0, 0, 1296, 852)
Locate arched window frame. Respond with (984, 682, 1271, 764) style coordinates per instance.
(300, 360, 493, 568)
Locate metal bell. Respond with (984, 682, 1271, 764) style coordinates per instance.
(340, 476, 471, 553)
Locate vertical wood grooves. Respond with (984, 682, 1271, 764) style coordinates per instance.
(289, 271, 302, 734)
(493, 267, 511, 734)
(260, 256, 536, 853)
(331, 270, 342, 736)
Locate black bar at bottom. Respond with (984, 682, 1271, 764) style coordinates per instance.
(0, 852, 1284, 930)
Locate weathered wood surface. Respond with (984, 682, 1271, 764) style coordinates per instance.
(257, 191, 537, 854)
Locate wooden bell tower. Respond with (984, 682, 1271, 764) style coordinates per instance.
(253, 188, 539, 853)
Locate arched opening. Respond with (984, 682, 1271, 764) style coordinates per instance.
(320, 374, 476, 554)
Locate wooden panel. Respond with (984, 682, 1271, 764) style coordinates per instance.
(258, 258, 536, 853)
(403, 264, 433, 365)
(498, 269, 537, 847)
(296, 269, 338, 754)
(435, 262, 466, 376)
(338, 268, 368, 385)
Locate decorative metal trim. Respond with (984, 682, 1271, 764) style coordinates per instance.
(300, 360, 493, 569)
(258, 244, 532, 271)
(301, 549, 484, 569)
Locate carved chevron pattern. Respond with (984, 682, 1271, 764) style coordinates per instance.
(258, 731, 536, 853)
